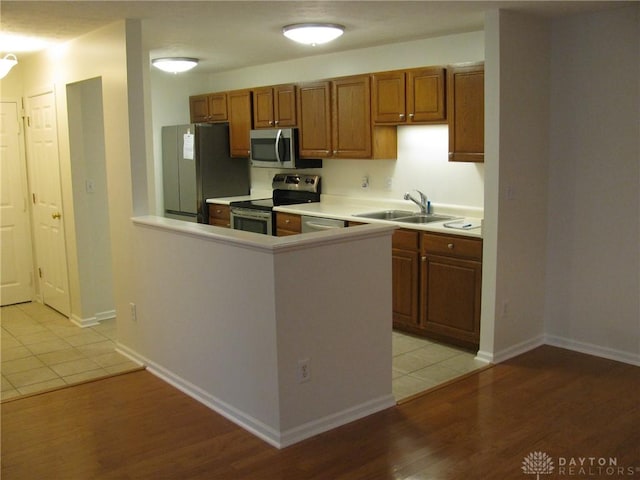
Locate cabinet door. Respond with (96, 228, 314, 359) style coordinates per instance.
(372, 71, 406, 124)
(207, 93, 228, 122)
(275, 212, 301, 236)
(189, 95, 209, 123)
(208, 203, 231, 228)
(297, 81, 332, 158)
(253, 87, 274, 128)
(228, 90, 253, 158)
(421, 254, 481, 349)
(392, 249, 420, 328)
(274, 84, 297, 127)
(408, 67, 446, 122)
(447, 63, 484, 162)
(331, 75, 372, 158)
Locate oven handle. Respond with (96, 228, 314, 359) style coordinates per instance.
(274, 129, 283, 163)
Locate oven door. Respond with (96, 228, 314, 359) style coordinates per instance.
(230, 207, 273, 236)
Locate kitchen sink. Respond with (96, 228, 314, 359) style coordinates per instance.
(354, 210, 416, 220)
(395, 214, 457, 224)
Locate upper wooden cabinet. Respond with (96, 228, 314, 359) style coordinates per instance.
(372, 67, 445, 124)
(297, 81, 332, 158)
(189, 93, 228, 123)
(297, 76, 397, 160)
(227, 89, 253, 158)
(253, 84, 297, 128)
(331, 75, 373, 158)
(447, 63, 484, 162)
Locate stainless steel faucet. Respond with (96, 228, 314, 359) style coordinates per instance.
(404, 190, 429, 214)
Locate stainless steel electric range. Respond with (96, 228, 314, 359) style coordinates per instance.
(229, 174, 321, 235)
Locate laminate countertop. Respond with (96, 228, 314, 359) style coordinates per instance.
(208, 194, 483, 239)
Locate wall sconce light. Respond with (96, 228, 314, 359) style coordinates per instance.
(152, 57, 199, 74)
(282, 23, 345, 46)
(0, 54, 18, 79)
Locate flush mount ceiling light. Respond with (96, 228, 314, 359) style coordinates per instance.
(0, 54, 18, 79)
(152, 57, 199, 74)
(282, 23, 345, 46)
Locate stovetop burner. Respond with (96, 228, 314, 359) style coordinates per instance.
(230, 174, 321, 211)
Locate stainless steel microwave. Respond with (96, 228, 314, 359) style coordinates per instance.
(249, 128, 322, 169)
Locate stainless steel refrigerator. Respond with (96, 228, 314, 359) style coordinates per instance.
(162, 123, 250, 223)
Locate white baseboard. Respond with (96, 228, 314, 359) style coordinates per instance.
(278, 394, 396, 448)
(489, 335, 546, 364)
(69, 309, 116, 328)
(115, 342, 395, 449)
(96, 309, 116, 322)
(545, 334, 640, 367)
(70, 314, 99, 328)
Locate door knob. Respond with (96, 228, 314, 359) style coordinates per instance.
(52, 212, 61, 219)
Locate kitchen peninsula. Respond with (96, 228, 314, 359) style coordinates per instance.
(125, 215, 396, 448)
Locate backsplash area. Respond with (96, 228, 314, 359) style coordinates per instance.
(250, 124, 484, 210)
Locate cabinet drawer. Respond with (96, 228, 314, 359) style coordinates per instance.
(276, 213, 301, 232)
(209, 204, 230, 221)
(393, 228, 420, 251)
(423, 233, 482, 260)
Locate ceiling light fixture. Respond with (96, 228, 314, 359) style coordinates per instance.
(152, 57, 199, 74)
(282, 23, 345, 46)
(0, 54, 18, 79)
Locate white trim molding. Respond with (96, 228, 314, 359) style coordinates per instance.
(70, 314, 99, 328)
(545, 335, 640, 367)
(116, 342, 395, 449)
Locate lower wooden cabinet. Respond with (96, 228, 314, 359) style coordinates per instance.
(392, 229, 421, 329)
(392, 229, 482, 350)
(276, 212, 301, 236)
(208, 203, 231, 228)
(420, 233, 482, 349)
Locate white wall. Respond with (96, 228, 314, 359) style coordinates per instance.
(480, 11, 551, 362)
(545, 5, 640, 364)
(21, 20, 142, 337)
(148, 32, 486, 212)
(125, 219, 394, 447)
(66, 78, 115, 323)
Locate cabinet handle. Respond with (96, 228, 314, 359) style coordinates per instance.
(399, 113, 405, 119)
(52, 212, 61, 220)
(447, 243, 454, 249)
(285, 219, 290, 224)
(421, 256, 427, 262)
(333, 150, 338, 154)
(409, 113, 414, 118)
(274, 120, 279, 125)
(268, 120, 273, 126)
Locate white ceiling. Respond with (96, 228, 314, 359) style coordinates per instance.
(0, 1, 632, 74)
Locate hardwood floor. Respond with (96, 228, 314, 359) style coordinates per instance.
(2, 345, 639, 479)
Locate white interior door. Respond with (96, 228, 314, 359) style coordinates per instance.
(0, 101, 34, 306)
(25, 91, 70, 316)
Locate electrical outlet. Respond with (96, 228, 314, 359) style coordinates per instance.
(361, 176, 369, 189)
(297, 358, 311, 383)
(130, 302, 137, 322)
(385, 177, 393, 190)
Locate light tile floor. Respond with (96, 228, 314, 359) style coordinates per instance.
(392, 331, 488, 401)
(1, 302, 141, 401)
(1, 303, 485, 403)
